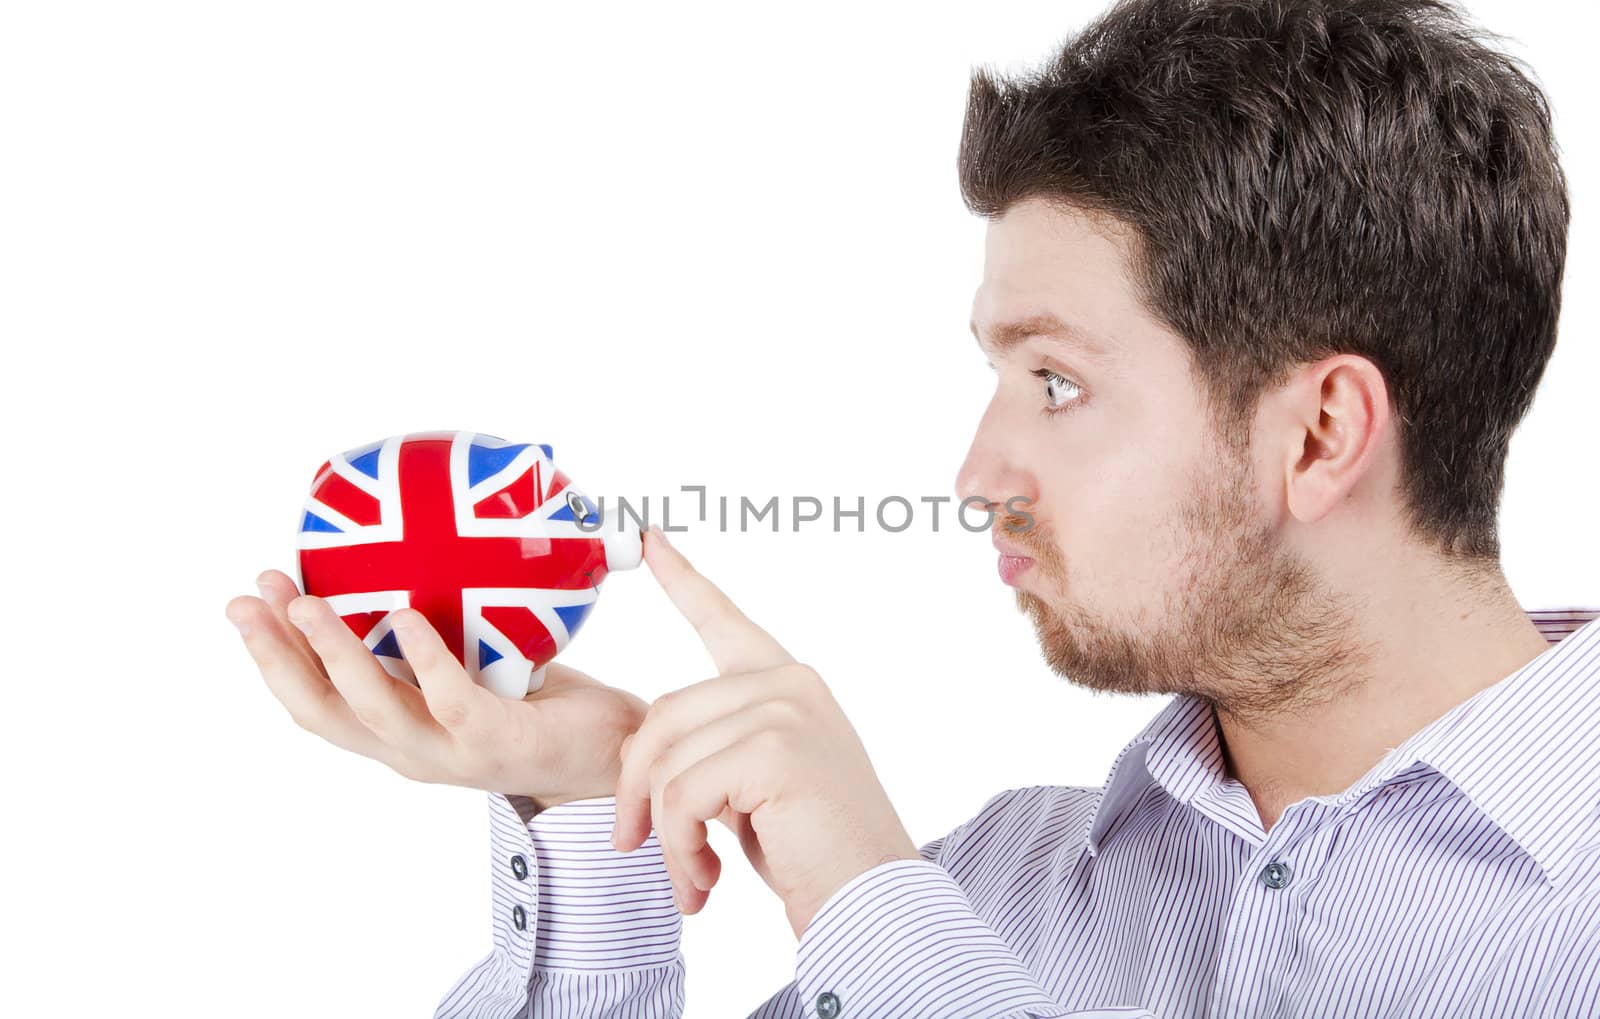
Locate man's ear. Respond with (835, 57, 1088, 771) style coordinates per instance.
(1275, 354, 1390, 526)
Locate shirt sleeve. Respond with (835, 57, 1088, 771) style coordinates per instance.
(744, 790, 1161, 1019)
(434, 792, 685, 1018)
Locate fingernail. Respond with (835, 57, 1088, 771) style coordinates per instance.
(288, 611, 313, 636)
(229, 614, 251, 638)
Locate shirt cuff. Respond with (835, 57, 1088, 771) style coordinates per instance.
(794, 858, 1068, 1018)
(488, 792, 681, 973)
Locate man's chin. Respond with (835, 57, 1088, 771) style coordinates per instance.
(1014, 588, 1078, 656)
(1014, 585, 1064, 619)
(1013, 588, 1168, 695)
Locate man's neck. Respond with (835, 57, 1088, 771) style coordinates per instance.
(1215, 572, 1552, 834)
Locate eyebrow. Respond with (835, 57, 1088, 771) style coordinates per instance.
(969, 313, 1109, 363)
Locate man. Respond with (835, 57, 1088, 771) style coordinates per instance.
(228, 0, 1599, 1015)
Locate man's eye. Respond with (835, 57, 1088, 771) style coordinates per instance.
(1030, 367, 1082, 411)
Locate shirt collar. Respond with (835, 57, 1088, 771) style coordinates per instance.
(1082, 608, 1600, 889)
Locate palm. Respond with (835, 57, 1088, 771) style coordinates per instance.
(236, 569, 652, 807)
(503, 662, 649, 810)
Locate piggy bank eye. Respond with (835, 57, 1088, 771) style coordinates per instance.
(565, 489, 592, 523)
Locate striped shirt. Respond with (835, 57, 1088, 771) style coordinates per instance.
(435, 608, 1600, 1018)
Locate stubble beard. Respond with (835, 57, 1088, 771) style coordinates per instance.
(1011, 435, 1369, 727)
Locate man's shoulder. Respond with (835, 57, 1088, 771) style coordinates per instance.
(929, 784, 1106, 914)
(984, 782, 1104, 816)
(1457, 850, 1600, 1010)
(943, 783, 1104, 862)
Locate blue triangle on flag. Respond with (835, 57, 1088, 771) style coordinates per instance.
(301, 510, 342, 533)
(469, 441, 529, 487)
(479, 639, 503, 669)
(553, 601, 594, 638)
(348, 446, 382, 480)
(537, 444, 553, 459)
(371, 629, 402, 659)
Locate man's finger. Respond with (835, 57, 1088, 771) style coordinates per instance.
(389, 607, 497, 740)
(643, 526, 794, 674)
(254, 569, 326, 678)
(226, 594, 392, 759)
(286, 595, 449, 752)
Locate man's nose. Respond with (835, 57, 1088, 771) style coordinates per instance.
(955, 423, 1033, 514)
(954, 444, 996, 511)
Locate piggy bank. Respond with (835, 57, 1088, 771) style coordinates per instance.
(292, 429, 641, 698)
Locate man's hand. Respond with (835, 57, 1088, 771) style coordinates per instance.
(611, 527, 920, 939)
(226, 571, 648, 809)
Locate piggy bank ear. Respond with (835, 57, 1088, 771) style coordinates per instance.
(538, 444, 554, 460)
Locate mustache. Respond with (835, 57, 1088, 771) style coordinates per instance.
(996, 512, 1051, 558)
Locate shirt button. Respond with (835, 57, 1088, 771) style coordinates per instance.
(512, 904, 527, 931)
(1260, 860, 1293, 889)
(814, 991, 841, 1018)
(510, 854, 528, 881)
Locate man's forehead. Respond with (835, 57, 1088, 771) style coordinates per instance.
(971, 219, 1132, 364)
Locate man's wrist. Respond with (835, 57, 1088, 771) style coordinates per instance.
(527, 787, 618, 815)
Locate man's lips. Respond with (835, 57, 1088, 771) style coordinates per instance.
(992, 535, 1032, 558)
(998, 553, 1033, 585)
(993, 536, 1035, 585)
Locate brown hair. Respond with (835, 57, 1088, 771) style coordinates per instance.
(959, 0, 1569, 563)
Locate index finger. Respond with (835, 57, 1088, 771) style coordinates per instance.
(643, 526, 794, 675)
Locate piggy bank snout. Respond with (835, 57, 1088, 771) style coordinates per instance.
(600, 512, 643, 571)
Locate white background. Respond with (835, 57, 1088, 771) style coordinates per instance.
(2, 2, 1595, 1015)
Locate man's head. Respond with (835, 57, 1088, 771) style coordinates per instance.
(953, 0, 1568, 714)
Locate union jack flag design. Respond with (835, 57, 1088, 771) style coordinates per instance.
(292, 430, 641, 698)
